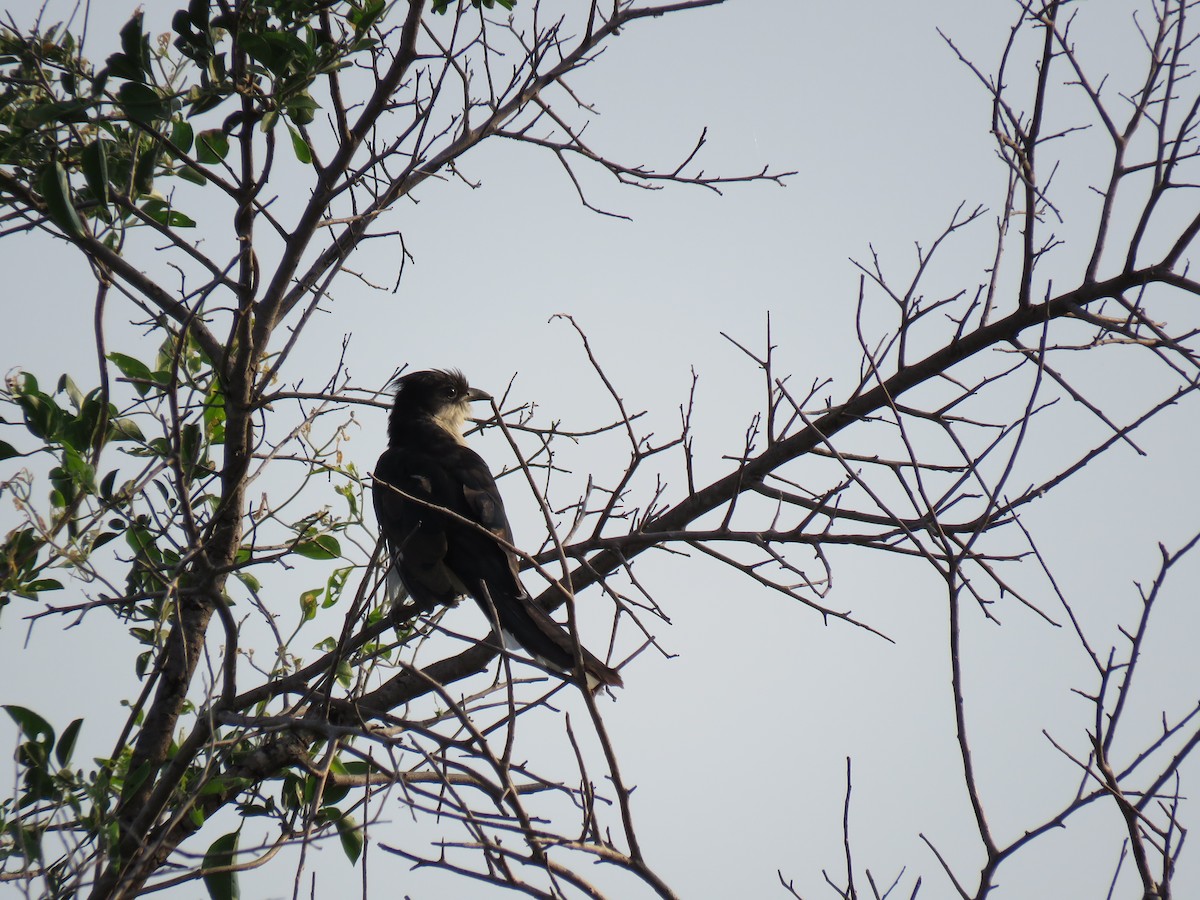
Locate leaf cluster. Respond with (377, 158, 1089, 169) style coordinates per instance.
(0, 1, 389, 245)
(0, 340, 372, 895)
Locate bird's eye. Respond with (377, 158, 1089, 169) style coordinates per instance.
(444, 386, 458, 399)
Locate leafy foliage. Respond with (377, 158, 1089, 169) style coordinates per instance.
(0, 337, 365, 891)
(0, 4, 551, 892)
(0, 1, 376, 253)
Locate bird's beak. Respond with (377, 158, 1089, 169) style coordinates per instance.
(466, 386, 493, 403)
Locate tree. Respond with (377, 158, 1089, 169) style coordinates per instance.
(0, 1, 1198, 898)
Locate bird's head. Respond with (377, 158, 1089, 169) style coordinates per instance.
(387, 369, 493, 443)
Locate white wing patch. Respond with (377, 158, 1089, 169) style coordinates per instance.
(500, 627, 597, 689)
(385, 559, 409, 606)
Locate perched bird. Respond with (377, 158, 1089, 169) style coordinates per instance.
(373, 369, 623, 692)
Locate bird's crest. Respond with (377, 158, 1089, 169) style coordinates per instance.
(386, 367, 469, 394)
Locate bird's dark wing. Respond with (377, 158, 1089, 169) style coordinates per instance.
(373, 445, 465, 612)
(443, 446, 624, 691)
(375, 429, 622, 691)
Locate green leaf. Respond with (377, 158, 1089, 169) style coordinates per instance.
(4, 706, 55, 752)
(24, 579, 63, 594)
(280, 773, 306, 810)
(81, 140, 111, 209)
(203, 379, 226, 444)
(180, 422, 207, 481)
(13, 379, 62, 441)
(6, 822, 43, 859)
(202, 830, 240, 900)
(294, 535, 340, 560)
(187, 0, 211, 29)
(286, 91, 320, 126)
(67, 388, 108, 452)
(93, 531, 120, 550)
(186, 82, 227, 117)
(349, 0, 387, 34)
(235, 571, 260, 592)
(169, 119, 194, 155)
(196, 129, 230, 164)
(118, 82, 168, 125)
(200, 774, 251, 797)
(286, 123, 312, 165)
(27, 99, 91, 128)
(132, 138, 161, 196)
(256, 31, 312, 68)
(1, 526, 42, 572)
(117, 12, 150, 80)
(174, 164, 208, 186)
(62, 445, 97, 492)
(58, 373, 84, 411)
(334, 813, 362, 864)
(125, 523, 159, 561)
(322, 758, 352, 806)
(299, 588, 319, 621)
(141, 198, 197, 228)
(322, 566, 352, 608)
(0, 440, 19, 460)
(39, 162, 85, 239)
(111, 417, 146, 442)
(108, 352, 153, 396)
(334, 482, 359, 517)
(55, 718, 82, 767)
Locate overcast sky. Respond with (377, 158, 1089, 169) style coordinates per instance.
(3, 2, 1199, 898)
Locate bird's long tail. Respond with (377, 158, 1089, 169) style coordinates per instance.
(478, 585, 623, 692)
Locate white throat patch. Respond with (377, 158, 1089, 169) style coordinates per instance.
(433, 399, 473, 445)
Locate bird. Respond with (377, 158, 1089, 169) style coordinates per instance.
(373, 369, 623, 693)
